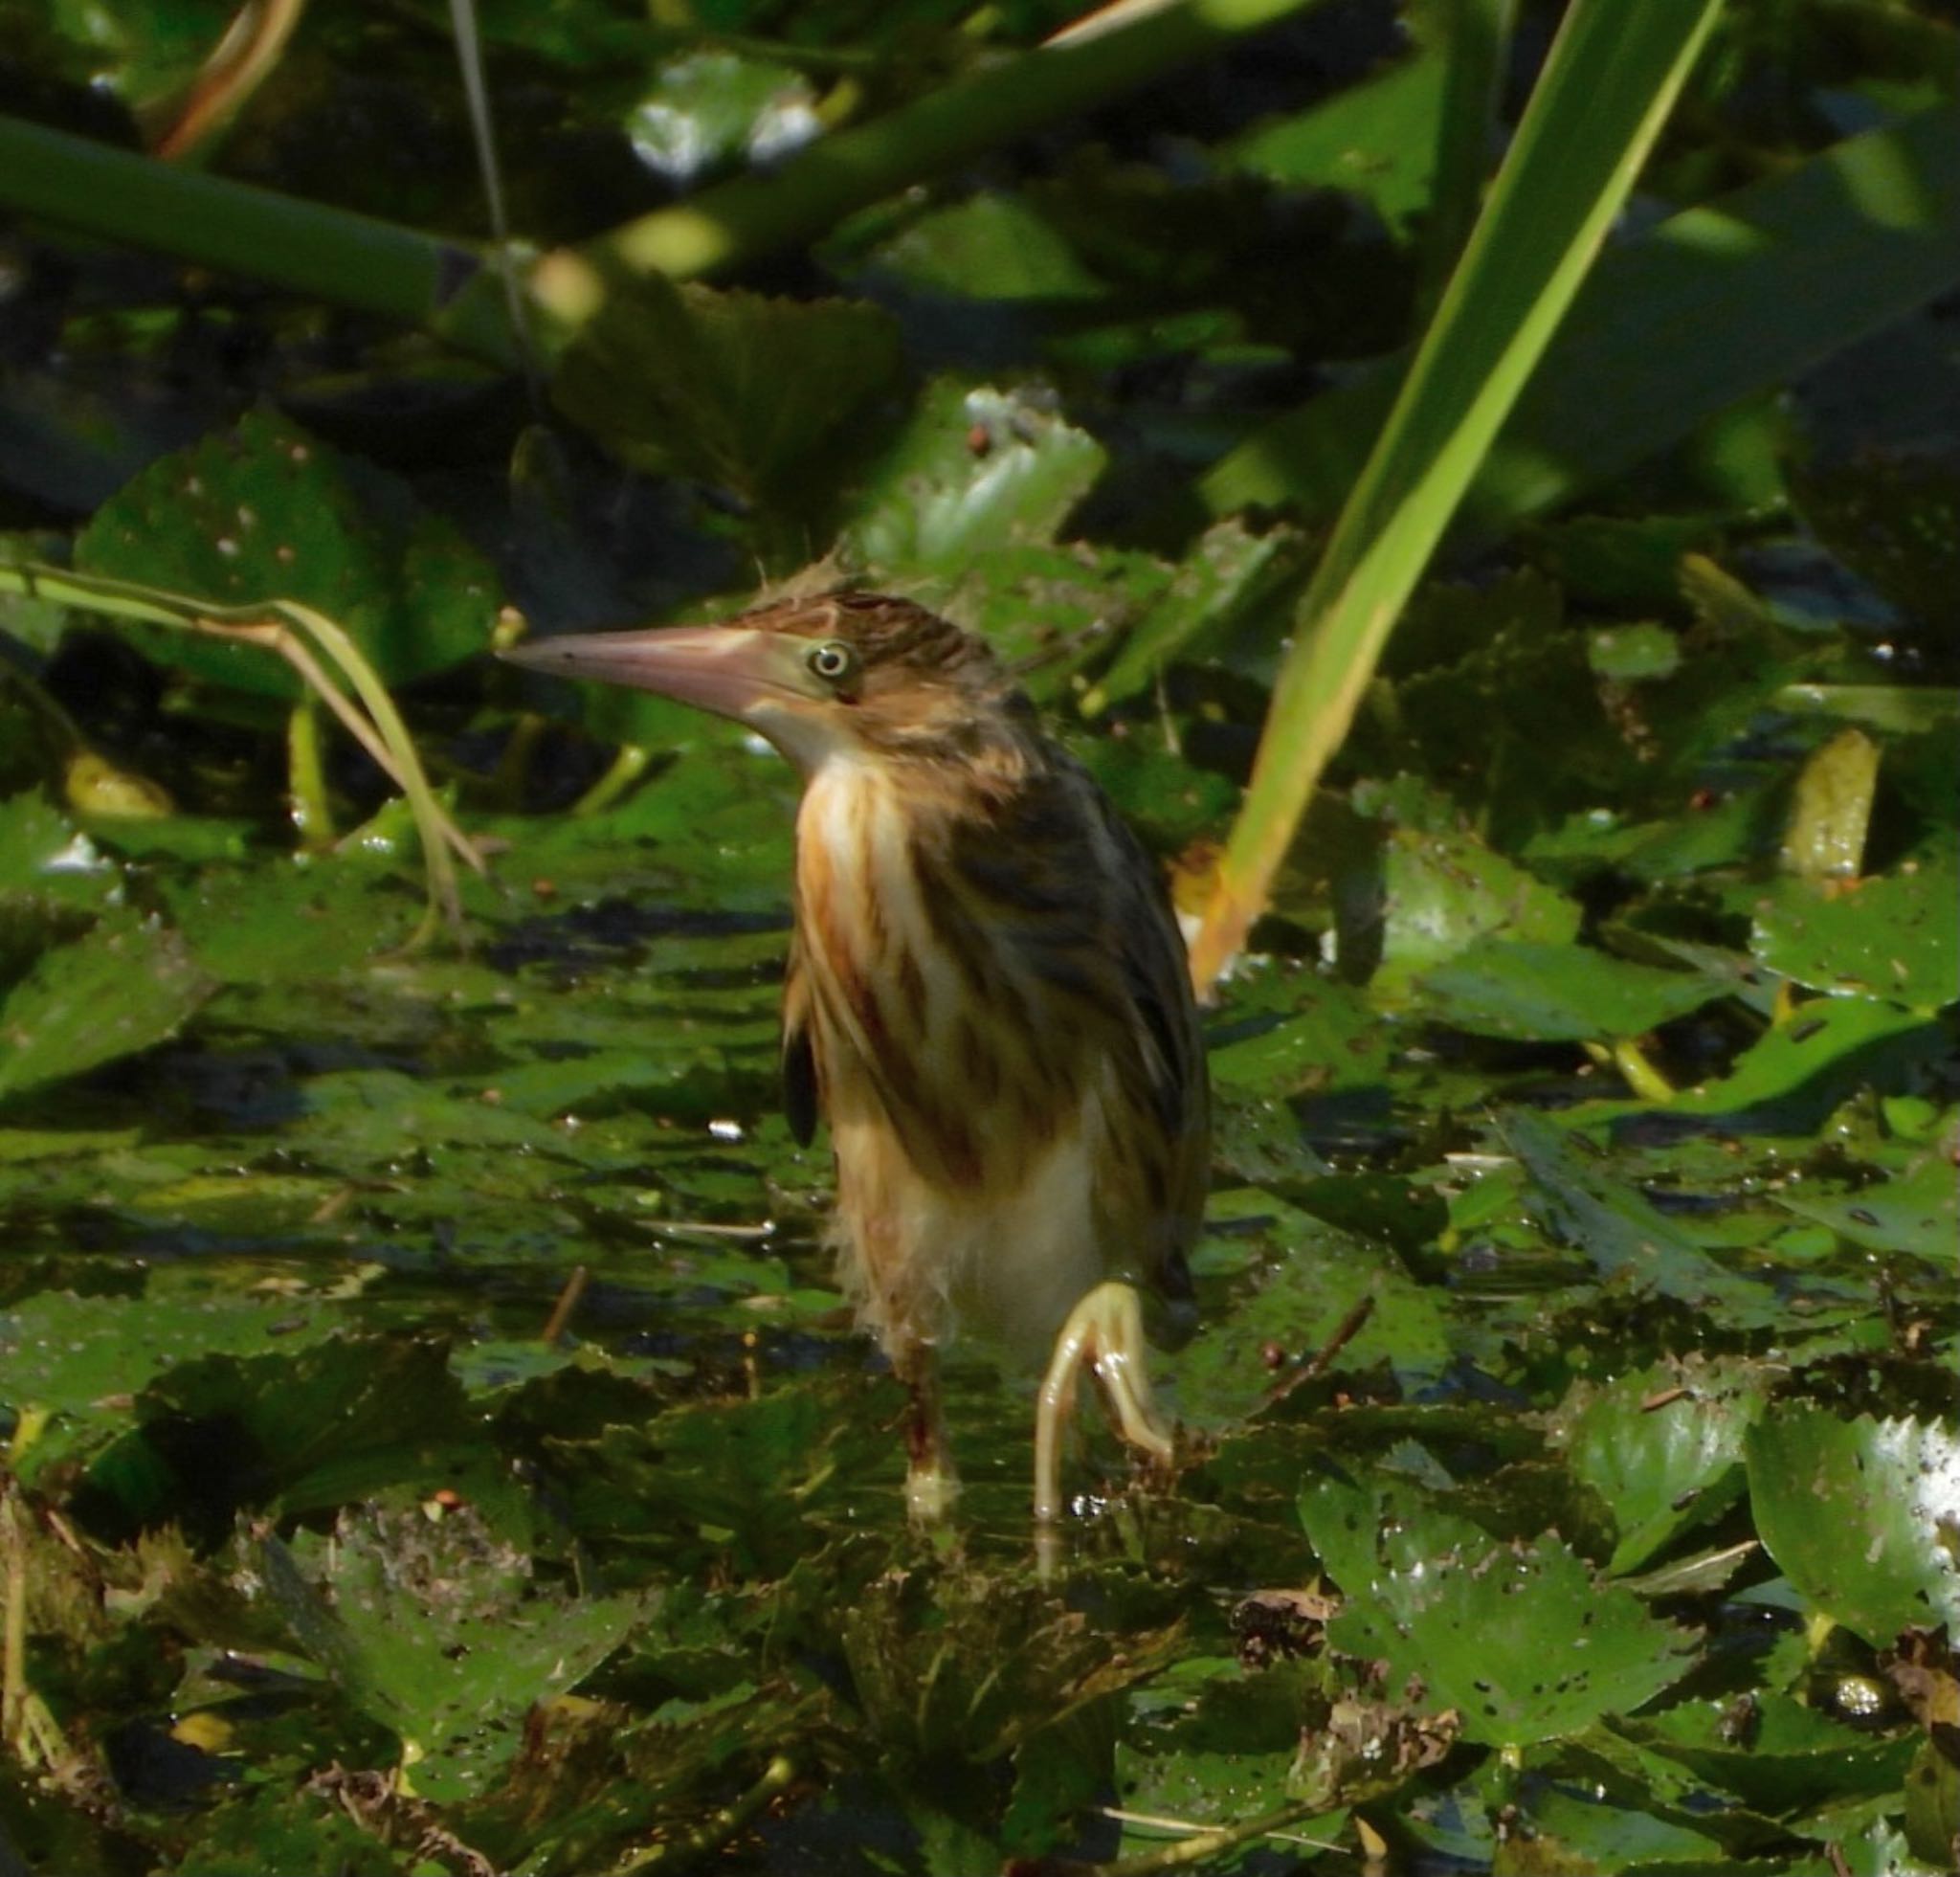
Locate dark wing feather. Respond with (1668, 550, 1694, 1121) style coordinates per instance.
(1093, 786, 1209, 1330)
(782, 932, 819, 1148)
(940, 749, 1209, 1328)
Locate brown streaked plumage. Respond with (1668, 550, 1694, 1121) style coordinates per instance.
(503, 592, 1209, 1528)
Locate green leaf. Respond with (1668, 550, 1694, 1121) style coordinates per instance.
(838, 377, 1105, 576)
(0, 1289, 345, 1480)
(1367, 821, 1583, 996)
(1302, 1475, 1700, 1748)
(1751, 855, 1960, 1012)
(264, 1503, 640, 1802)
(1417, 938, 1724, 1042)
(1747, 1410, 1960, 1646)
(74, 409, 499, 695)
(161, 854, 416, 987)
(1771, 1152, 1959, 1274)
(868, 190, 1106, 302)
(1084, 519, 1306, 715)
(551, 279, 903, 516)
(1188, 0, 1726, 981)
(0, 907, 209, 1103)
(119, 1331, 479, 1521)
(1558, 1360, 1769, 1574)
(620, 49, 818, 184)
(1497, 1108, 1745, 1307)
(1666, 996, 1938, 1124)
(1201, 106, 1960, 542)
(1223, 46, 1444, 238)
(1174, 1194, 1452, 1421)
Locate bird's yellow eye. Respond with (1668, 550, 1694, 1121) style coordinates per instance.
(807, 640, 858, 685)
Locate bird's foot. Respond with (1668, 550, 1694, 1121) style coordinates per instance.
(1033, 1280, 1174, 1530)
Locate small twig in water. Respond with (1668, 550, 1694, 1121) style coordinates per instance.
(1262, 1292, 1376, 1410)
(541, 1265, 590, 1347)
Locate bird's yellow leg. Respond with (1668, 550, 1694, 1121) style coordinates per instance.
(900, 1349, 960, 1523)
(1034, 1280, 1174, 1527)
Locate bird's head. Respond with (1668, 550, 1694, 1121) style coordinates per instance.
(501, 592, 1029, 774)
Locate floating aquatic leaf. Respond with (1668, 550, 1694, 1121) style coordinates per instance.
(0, 907, 209, 1103)
(1751, 855, 1960, 1011)
(1302, 1475, 1700, 1748)
(75, 409, 498, 696)
(1365, 821, 1582, 994)
(264, 1501, 641, 1803)
(1771, 1151, 1959, 1273)
(1747, 1410, 1960, 1646)
(839, 377, 1105, 577)
(1557, 1359, 1770, 1574)
(1497, 1109, 1744, 1307)
(1418, 937, 1724, 1041)
(553, 279, 903, 520)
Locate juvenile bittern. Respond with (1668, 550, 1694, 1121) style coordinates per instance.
(505, 594, 1209, 1527)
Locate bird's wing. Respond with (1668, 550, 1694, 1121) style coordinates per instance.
(782, 931, 819, 1148)
(1094, 789, 1210, 1321)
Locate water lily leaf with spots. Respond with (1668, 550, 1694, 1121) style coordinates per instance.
(0, 905, 210, 1104)
(75, 409, 499, 697)
(263, 1503, 642, 1804)
(1417, 938, 1726, 1042)
(552, 280, 903, 523)
(1750, 855, 1960, 1011)
(1176, 1191, 1451, 1422)
(839, 377, 1105, 579)
(1497, 1109, 1747, 1307)
(1302, 1474, 1701, 1749)
(1555, 1359, 1771, 1574)
(0, 1288, 345, 1484)
(1664, 995, 1942, 1128)
(109, 1331, 481, 1526)
(1747, 1409, 1960, 1646)
(1359, 820, 1582, 996)
(1770, 1150, 1958, 1273)
(1623, 1676, 1921, 1821)
(160, 854, 419, 987)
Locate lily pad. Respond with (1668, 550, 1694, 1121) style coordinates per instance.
(1302, 1475, 1700, 1748)
(1667, 996, 1940, 1125)
(839, 377, 1105, 576)
(1771, 1152, 1959, 1273)
(552, 279, 903, 517)
(1750, 854, 1960, 1012)
(75, 409, 499, 696)
(265, 1502, 641, 1803)
(1747, 1410, 1960, 1645)
(0, 907, 209, 1103)
(1498, 1109, 1745, 1307)
(1418, 938, 1725, 1041)
(1367, 822, 1582, 994)
(1558, 1359, 1770, 1574)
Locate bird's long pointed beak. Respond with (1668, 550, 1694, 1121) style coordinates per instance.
(500, 626, 784, 722)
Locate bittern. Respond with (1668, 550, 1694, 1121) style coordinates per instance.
(504, 593, 1208, 1527)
